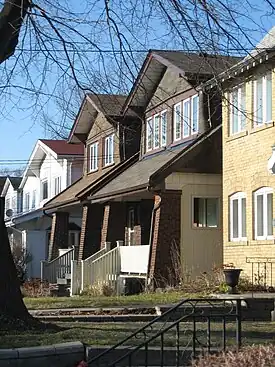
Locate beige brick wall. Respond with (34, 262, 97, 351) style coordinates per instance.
(223, 65, 275, 282)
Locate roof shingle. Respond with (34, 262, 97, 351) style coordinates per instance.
(40, 140, 84, 156)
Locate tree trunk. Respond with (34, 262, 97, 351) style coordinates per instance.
(0, 0, 31, 64)
(0, 198, 34, 327)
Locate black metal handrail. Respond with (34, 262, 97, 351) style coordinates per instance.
(87, 298, 242, 366)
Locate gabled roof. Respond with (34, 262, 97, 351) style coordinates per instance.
(0, 176, 7, 194)
(1, 176, 23, 196)
(122, 50, 241, 112)
(40, 139, 84, 156)
(68, 93, 138, 144)
(90, 125, 222, 202)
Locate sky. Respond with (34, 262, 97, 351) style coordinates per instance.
(0, 0, 274, 173)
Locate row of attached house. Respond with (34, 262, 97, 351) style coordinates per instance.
(3, 26, 275, 294)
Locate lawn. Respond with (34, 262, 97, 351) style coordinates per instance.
(24, 291, 204, 310)
(0, 321, 274, 349)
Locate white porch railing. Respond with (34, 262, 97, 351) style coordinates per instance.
(41, 247, 75, 284)
(80, 242, 111, 292)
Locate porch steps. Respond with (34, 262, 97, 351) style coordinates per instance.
(50, 274, 71, 297)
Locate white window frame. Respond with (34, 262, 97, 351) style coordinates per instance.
(89, 142, 99, 172)
(41, 179, 48, 200)
(230, 192, 247, 242)
(191, 94, 199, 134)
(24, 192, 30, 211)
(54, 176, 61, 195)
(32, 190, 36, 209)
(146, 117, 153, 152)
(160, 110, 167, 147)
(173, 102, 182, 141)
(183, 98, 191, 137)
(153, 114, 160, 149)
(105, 134, 114, 166)
(253, 71, 272, 126)
(254, 187, 273, 240)
(229, 85, 246, 135)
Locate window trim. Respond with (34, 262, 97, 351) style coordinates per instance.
(53, 176, 62, 195)
(254, 187, 273, 240)
(182, 98, 190, 138)
(89, 141, 99, 172)
(253, 71, 272, 127)
(146, 117, 153, 152)
(160, 110, 167, 147)
(41, 179, 48, 200)
(153, 114, 160, 149)
(192, 196, 219, 229)
(191, 94, 199, 135)
(104, 134, 115, 167)
(173, 102, 182, 142)
(229, 192, 247, 242)
(24, 192, 30, 211)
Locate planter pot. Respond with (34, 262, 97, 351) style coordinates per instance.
(223, 268, 242, 294)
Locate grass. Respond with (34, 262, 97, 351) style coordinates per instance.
(0, 321, 274, 349)
(24, 291, 204, 310)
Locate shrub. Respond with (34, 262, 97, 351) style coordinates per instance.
(192, 344, 275, 367)
(21, 279, 51, 297)
(81, 282, 115, 297)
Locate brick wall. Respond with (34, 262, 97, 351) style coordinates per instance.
(48, 212, 69, 261)
(148, 191, 181, 287)
(223, 64, 275, 277)
(78, 204, 104, 260)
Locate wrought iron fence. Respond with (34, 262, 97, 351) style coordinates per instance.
(246, 257, 275, 289)
(87, 298, 242, 367)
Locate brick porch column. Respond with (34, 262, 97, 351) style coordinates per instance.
(101, 202, 126, 249)
(78, 204, 104, 260)
(48, 212, 69, 261)
(148, 191, 181, 288)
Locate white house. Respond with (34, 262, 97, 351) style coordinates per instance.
(1, 139, 84, 279)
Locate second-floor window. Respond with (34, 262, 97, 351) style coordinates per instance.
(146, 110, 167, 152)
(105, 134, 114, 166)
(24, 193, 30, 211)
(173, 95, 199, 142)
(253, 71, 272, 126)
(229, 85, 246, 135)
(12, 196, 16, 211)
(42, 180, 48, 200)
(5, 197, 10, 210)
(89, 142, 99, 172)
(32, 191, 36, 209)
(54, 176, 61, 195)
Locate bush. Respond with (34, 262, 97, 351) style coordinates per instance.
(81, 282, 115, 297)
(192, 344, 275, 367)
(21, 279, 51, 297)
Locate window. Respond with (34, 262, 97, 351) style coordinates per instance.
(229, 85, 246, 135)
(254, 187, 273, 240)
(174, 102, 182, 141)
(32, 191, 36, 209)
(253, 71, 272, 126)
(105, 134, 114, 166)
(160, 110, 167, 147)
(153, 114, 160, 149)
(127, 207, 135, 245)
(24, 193, 30, 211)
(5, 197, 10, 210)
(68, 231, 80, 248)
(193, 197, 219, 228)
(54, 177, 61, 195)
(230, 193, 247, 241)
(146, 118, 153, 151)
(173, 94, 199, 142)
(42, 180, 48, 200)
(89, 142, 99, 172)
(12, 196, 16, 210)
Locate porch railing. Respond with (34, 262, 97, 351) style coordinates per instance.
(41, 247, 75, 284)
(81, 242, 111, 292)
(246, 256, 275, 289)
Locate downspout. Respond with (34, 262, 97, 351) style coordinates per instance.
(146, 192, 162, 290)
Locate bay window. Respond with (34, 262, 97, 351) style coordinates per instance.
(254, 187, 273, 240)
(253, 71, 272, 126)
(230, 192, 247, 241)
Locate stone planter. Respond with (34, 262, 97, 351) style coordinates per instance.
(223, 268, 242, 294)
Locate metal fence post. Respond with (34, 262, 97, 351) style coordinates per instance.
(236, 299, 242, 350)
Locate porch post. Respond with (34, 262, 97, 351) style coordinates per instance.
(48, 211, 69, 261)
(78, 204, 104, 260)
(148, 191, 181, 288)
(100, 202, 126, 249)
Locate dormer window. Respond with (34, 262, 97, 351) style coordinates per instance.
(89, 142, 99, 172)
(173, 94, 199, 142)
(146, 109, 167, 153)
(105, 134, 114, 166)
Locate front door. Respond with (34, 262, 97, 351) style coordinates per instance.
(127, 207, 135, 246)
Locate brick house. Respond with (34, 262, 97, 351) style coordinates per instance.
(44, 51, 240, 293)
(208, 26, 275, 285)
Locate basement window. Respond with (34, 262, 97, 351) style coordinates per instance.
(193, 197, 218, 228)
